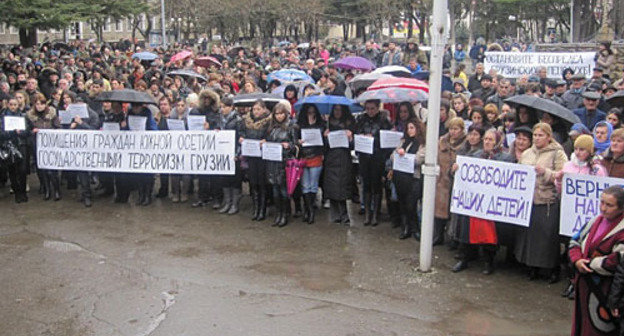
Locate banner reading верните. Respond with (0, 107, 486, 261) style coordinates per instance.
(560, 174, 624, 237)
(36, 129, 235, 175)
(484, 52, 595, 79)
(450, 156, 536, 227)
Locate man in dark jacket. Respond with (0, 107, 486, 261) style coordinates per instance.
(472, 74, 495, 102)
(562, 73, 587, 110)
(573, 90, 606, 130)
(467, 63, 485, 92)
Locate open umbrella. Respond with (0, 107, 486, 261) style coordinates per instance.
(227, 46, 246, 58)
(132, 51, 159, 61)
(267, 69, 313, 84)
(355, 87, 429, 104)
(297, 43, 310, 49)
(333, 56, 375, 71)
(166, 69, 207, 82)
(194, 56, 222, 68)
(96, 89, 157, 105)
(277, 40, 291, 47)
(294, 95, 363, 115)
(372, 65, 412, 78)
(607, 90, 624, 107)
(232, 93, 283, 108)
(348, 73, 393, 92)
(367, 77, 429, 92)
(169, 50, 193, 64)
(505, 95, 581, 124)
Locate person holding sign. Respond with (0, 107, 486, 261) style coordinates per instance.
(388, 119, 425, 240)
(154, 97, 174, 200)
(264, 101, 297, 227)
(101, 101, 128, 202)
(296, 104, 326, 224)
(323, 104, 355, 225)
(0, 97, 30, 203)
(239, 99, 272, 221)
(217, 97, 243, 215)
(452, 129, 513, 275)
(517, 123, 568, 283)
(568, 186, 624, 336)
(434, 117, 466, 246)
(27, 93, 61, 201)
(122, 104, 158, 206)
(355, 100, 392, 226)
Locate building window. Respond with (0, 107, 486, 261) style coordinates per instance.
(0, 24, 5, 35)
(116, 20, 123, 32)
(9, 26, 18, 34)
(140, 14, 146, 30)
(103, 18, 111, 32)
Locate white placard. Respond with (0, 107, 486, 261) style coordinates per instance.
(187, 115, 206, 131)
(262, 142, 283, 162)
(3, 116, 26, 131)
(167, 119, 186, 131)
(328, 130, 349, 149)
(392, 153, 415, 174)
(380, 130, 403, 149)
(58, 110, 73, 125)
(128, 116, 147, 131)
(102, 122, 120, 131)
(450, 155, 536, 227)
(484, 52, 596, 78)
(506, 133, 516, 147)
(560, 174, 624, 237)
(354, 135, 374, 154)
(66, 103, 90, 119)
(301, 128, 323, 147)
(241, 139, 262, 157)
(36, 130, 235, 175)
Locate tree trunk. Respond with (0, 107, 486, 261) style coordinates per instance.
(19, 28, 37, 48)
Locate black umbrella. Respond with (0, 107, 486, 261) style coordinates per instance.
(505, 95, 581, 124)
(96, 89, 157, 105)
(53, 42, 72, 51)
(232, 93, 282, 108)
(227, 46, 246, 58)
(607, 90, 624, 107)
(166, 69, 207, 82)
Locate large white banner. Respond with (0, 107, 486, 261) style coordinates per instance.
(484, 52, 595, 78)
(450, 156, 536, 227)
(36, 130, 235, 175)
(560, 174, 624, 237)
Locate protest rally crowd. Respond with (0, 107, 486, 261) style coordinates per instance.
(2, 36, 624, 334)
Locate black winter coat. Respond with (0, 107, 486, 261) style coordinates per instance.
(355, 111, 392, 161)
(323, 116, 354, 200)
(265, 122, 296, 185)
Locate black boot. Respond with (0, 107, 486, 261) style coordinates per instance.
(363, 193, 372, 226)
(433, 218, 446, 246)
(49, 173, 61, 201)
(399, 215, 412, 239)
(136, 185, 146, 206)
(302, 193, 310, 223)
(279, 197, 290, 227)
(452, 260, 469, 272)
(142, 183, 153, 206)
(390, 201, 401, 228)
(251, 188, 260, 221)
(330, 200, 341, 223)
(293, 196, 302, 218)
(339, 201, 350, 226)
(272, 195, 283, 227)
(41, 173, 51, 201)
(257, 189, 267, 221)
(371, 194, 382, 226)
(483, 248, 495, 275)
(228, 189, 241, 215)
(306, 193, 316, 224)
(219, 188, 232, 214)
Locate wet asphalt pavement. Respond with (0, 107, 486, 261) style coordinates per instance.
(0, 183, 572, 336)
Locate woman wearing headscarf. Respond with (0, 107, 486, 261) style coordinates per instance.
(388, 118, 425, 239)
(27, 93, 61, 201)
(452, 129, 514, 274)
(239, 99, 272, 221)
(517, 123, 568, 282)
(264, 101, 297, 227)
(434, 117, 467, 245)
(323, 104, 355, 225)
(594, 121, 613, 157)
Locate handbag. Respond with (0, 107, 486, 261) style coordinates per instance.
(468, 217, 498, 245)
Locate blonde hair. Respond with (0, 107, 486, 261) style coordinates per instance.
(612, 128, 624, 141)
(447, 117, 465, 131)
(532, 122, 553, 137)
(484, 103, 499, 117)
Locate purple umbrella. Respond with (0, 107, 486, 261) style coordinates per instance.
(333, 56, 375, 71)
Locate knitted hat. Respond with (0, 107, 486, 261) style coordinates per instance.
(574, 134, 594, 154)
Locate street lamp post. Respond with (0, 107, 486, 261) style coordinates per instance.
(160, 0, 167, 48)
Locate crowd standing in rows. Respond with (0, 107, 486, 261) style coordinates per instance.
(1, 38, 624, 334)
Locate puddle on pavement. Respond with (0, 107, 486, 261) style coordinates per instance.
(247, 259, 352, 292)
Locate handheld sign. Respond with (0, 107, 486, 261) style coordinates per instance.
(166, 119, 186, 131)
(67, 103, 90, 119)
(380, 130, 403, 149)
(301, 128, 323, 147)
(262, 142, 283, 161)
(127, 116, 147, 131)
(3, 116, 26, 131)
(241, 139, 262, 157)
(392, 153, 415, 174)
(328, 130, 349, 149)
(102, 122, 120, 131)
(58, 110, 73, 125)
(187, 115, 205, 131)
(354, 135, 374, 154)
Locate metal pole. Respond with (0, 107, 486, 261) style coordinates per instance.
(569, 0, 574, 43)
(161, 0, 167, 48)
(418, 0, 448, 272)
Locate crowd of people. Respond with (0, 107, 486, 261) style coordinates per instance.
(2, 37, 624, 333)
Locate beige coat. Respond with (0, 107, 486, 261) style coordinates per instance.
(519, 140, 568, 204)
(434, 133, 466, 219)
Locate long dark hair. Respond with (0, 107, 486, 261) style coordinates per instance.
(298, 103, 322, 127)
(404, 118, 425, 145)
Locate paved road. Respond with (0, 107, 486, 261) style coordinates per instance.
(1, 187, 572, 336)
